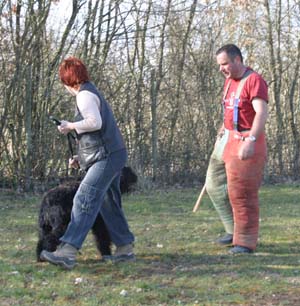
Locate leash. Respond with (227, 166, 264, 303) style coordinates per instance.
(49, 116, 76, 158)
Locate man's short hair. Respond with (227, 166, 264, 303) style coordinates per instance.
(216, 44, 243, 63)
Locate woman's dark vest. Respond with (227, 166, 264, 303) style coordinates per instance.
(75, 81, 126, 170)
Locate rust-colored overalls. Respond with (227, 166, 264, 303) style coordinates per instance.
(205, 71, 267, 250)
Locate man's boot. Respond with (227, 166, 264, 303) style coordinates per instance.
(216, 233, 233, 246)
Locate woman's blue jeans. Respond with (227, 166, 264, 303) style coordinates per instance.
(60, 149, 135, 249)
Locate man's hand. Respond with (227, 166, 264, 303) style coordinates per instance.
(238, 138, 255, 160)
(214, 125, 225, 148)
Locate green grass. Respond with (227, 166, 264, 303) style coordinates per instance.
(0, 185, 300, 305)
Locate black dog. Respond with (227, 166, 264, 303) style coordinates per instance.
(36, 166, 137, 261)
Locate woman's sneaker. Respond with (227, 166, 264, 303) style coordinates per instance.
(112, 243, 135, 262)
(40, 243, 77, 270)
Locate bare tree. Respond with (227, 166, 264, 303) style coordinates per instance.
(2, 0, 300, 190)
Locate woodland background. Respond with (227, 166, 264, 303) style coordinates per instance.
(0, 0, 300, 191)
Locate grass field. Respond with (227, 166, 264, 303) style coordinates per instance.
(0, 185, 300, 306)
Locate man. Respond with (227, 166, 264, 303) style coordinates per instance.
(205, 44, 268, 254)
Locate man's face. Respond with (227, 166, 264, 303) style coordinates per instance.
(216, 51, 240, 79)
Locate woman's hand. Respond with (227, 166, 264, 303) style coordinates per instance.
(58, 120, 74, 135)
(69, 155, 80, 169)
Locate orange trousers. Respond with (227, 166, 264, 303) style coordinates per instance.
(206, 129, 267, 250)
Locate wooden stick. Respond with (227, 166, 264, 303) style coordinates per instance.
(192, 183, 206, 212)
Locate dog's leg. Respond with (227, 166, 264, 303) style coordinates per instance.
(91, 213, 112, 256)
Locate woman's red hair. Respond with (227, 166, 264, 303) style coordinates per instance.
(59, 57, 90, 87)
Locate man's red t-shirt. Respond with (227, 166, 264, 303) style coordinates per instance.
(223, 68, 268, 131)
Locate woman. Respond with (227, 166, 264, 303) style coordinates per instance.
(40, 57, 135, 269)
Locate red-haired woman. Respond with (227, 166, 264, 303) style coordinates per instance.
(40, 57, 135, 269)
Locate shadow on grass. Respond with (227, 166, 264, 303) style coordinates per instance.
(60, 240, 300, 279)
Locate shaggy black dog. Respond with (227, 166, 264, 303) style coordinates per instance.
(36, 166, 137, 261)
